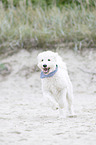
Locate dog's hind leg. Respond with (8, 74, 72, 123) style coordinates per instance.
(66, 90, 76, 117)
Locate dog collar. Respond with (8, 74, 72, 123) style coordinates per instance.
(40, 65, 58, 79)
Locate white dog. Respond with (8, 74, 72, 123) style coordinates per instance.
(37, 51, 75, 118)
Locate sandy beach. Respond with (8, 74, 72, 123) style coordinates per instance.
(0, 48, 96, 145)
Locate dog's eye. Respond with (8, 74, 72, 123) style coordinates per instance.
(48, 59, 50, 61)
(41, 59, 44, 62)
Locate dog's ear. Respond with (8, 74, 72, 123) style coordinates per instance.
(54, 52, 59, 65)
(55, 52, 63, 66)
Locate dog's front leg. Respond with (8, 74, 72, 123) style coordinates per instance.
(58, 90, 67, 118)
(43, 91, 58, 110)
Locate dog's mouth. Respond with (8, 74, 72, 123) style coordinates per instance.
(43, 67, 50, 74)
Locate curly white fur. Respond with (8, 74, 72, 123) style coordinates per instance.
(37, 51, 75, 118)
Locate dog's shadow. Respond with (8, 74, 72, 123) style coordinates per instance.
(33, 114, 77, 125)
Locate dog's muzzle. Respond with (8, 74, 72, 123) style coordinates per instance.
(42, 64, 50, 74)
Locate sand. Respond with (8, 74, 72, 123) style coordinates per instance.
(0, 48, 96, 145)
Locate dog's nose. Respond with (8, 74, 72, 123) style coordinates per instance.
(43, 64, 47, 68)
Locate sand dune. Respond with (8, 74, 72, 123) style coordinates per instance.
(0, 48, 96, 145)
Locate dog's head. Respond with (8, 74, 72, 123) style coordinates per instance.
(37, 51, 58, 75)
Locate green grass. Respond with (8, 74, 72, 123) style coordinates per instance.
(0, 2, 96, 53)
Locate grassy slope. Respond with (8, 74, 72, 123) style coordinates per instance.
(0, 3, 96, 53)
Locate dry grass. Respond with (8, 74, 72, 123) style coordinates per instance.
(0, 2, 96, 53)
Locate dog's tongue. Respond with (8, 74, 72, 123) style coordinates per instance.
(43, 68, 48, 73)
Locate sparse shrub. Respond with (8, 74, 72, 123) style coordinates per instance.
(1, 0, 96, 8)
(0, 0, 96, 53)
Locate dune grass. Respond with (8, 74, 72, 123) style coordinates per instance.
(0, 2, 96, 53)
